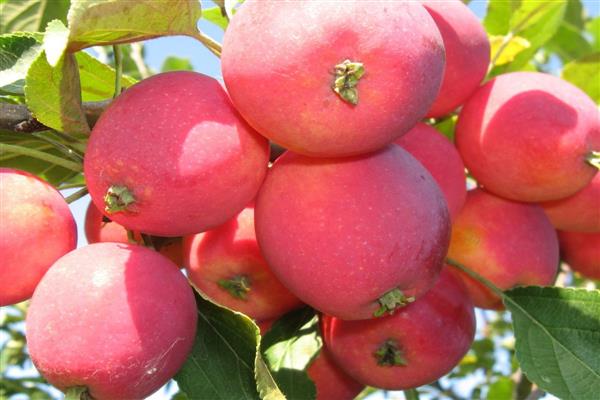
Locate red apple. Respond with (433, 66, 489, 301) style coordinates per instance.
(0, 168, 77, 306)
(85, 201, 184, 266)
(456, 72, 598, 202)
(321, 269, 475, 390)
(26, 243, 197, 400)
(448, 188, 559, 309)
(558, 231, 600, 281)
(184, 205, 303, 321)
(396, 122, 467, 221)
(421, 0, 490, 117)
(84, 71, 270, 236)
(307, 347, 364, 400)
(222, 0, 445, 157)
(541, 174, 600, 232)
(255, 145, 450, 320)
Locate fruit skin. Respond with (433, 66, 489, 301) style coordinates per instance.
(558, 231, 600, 280)
(85, 201, 185, 267)
(421, 0, 490, 117)
(26, 243, 197, 400)
(321, 269, 475, 390)
(307, 347, 364, 400)
(448, 188, 559, 309)
(184, 205, 303, 321)
(0, 168, 76, 306)
(84, 71, 270, 237)
(222, 0, 445, 157)
(396, 122, 467, 221)
(541, 174, 600, 233)
(456, 71, 598, 202)
(255, 145, 450, 320)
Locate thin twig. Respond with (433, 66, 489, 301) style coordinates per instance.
(113, 45, 123, 98)
(0, 143, 83, 172)
(65, 187, 88, 203)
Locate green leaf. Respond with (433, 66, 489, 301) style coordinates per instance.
(66, 0, 202, 51)
(487, 0, 567, 73)
(0, 32, 43, 95)
(0, 130, 83, 186)
(563, 0, 585, 30)
(203, 6, 229, 30)
(504, 286, 600, 400)
(174, 291, 263, 400)
(43, 19, 69, 67)
(161, 56, 194, 73)
(562, 53, 600, 104)
(487, 376, 514, 399)
(262, 308, 318, 400)
(24, 50, 89, 135)
(0, 0, 70, 34)
(76, 51, 136, 102)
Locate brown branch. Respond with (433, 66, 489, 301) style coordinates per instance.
(0, 100, 111, 133)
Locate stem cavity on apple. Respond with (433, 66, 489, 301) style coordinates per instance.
(218, 275, 251, 300)
(104, 185, 137, 214)
(332, 60, 365, 105)
(586, 151, 600, 170)
(374, 339, 407, 367)
(374, 288, 415, 317)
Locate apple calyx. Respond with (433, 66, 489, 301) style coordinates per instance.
(332, 59, 365, 105)
(65, 386, 92, 400)
(374, 288, 415, 317)
(586, 151, 600, 170)
(374, 339, 407, 367)
(218, 275, 251, 300)
(104, 185, 136, 214)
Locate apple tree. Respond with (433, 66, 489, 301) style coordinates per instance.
(1, 0, 599, 399)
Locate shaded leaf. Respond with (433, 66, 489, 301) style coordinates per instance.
(505, 286, 600, 400)
(587, 17, 600, 52)
(174, 291, 263, 400)
(562, 53, 600, 104)
(432, 115, 457, 142)
(0, 32, 43, 95)
(24, 50, 89, 135)
(66, 0, 202, 51)
(0, 130, 83, 186)
(76, 51, 136, 102)
(262, 308, 318, 400)
(0, 0, 70, 34)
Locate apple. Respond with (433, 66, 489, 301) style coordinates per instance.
(184, 205, 303, 321)
(456, 71, 598, 202)
(84, 71, 270, 237)
(421, 0, 490, 117)
(448, 188, 559, 309)
(255, 145, 450, 320)
(321, 269, 475, 390)
(222, 0, 445, 157)
(26, 243, 197, 400)
(0, 168, 76, 306)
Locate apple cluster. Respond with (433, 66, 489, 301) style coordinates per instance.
(1, 0, 598, 399)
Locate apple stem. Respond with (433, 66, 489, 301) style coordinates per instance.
(332, 59, 365, 105)
(374, 288, 415, 317)
(218, 275, 251, 300)
(586, 151, 600, 170)
(64, 386, 91, 400)
(374, 338, 407, 367)
(104, 185, 136, 214)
